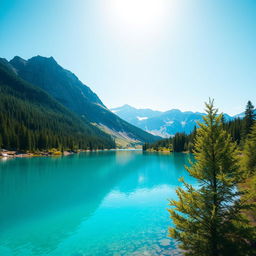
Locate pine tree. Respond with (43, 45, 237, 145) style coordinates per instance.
(168, 100, 256, 256)
(173, 133, 186, 152)
(243, 101, 255, 138)
(242, 123, 256, 175)
(241, 123, 256, 227)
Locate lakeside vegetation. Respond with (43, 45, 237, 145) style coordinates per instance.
(168, 100, 256, 256)
(143, 101, 254, 153)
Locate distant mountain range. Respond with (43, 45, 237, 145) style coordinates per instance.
(111, 105, 234, 138)
(0, 56, 158, 149)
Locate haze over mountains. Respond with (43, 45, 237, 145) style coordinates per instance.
(111, 105, 234, 138)
(0, 55, 158, 149)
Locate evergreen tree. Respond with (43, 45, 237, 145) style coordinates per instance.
(242, 123, 256, 175)
(172, 133, 186, 152)
(168, 100, 255, 256)
(241, 123, 256, 227)
(143, 125, 197, 153)
(223, 118, 243, 144)
(243, 101, 255, 138)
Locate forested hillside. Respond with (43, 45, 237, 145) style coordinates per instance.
(0, 60, 115, 151)
(10, 56, 159, 146)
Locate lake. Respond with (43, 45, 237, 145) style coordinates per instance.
(0, 150, 194, 256)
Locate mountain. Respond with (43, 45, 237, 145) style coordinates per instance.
(234, 110, 256, 119)
(111, 105, 234, 138)
(10, 56, 158, 147)
(0, 58, 115, 151)
(111, 104, 162, 127)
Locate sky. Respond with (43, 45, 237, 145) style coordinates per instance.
(0, 0, 255, 115)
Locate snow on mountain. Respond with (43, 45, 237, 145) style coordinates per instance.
(137, 116, 148, 121)
(111, 105, 235, 138)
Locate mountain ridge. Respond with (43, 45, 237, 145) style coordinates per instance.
(111, 105, 234, 138)
(0, 59, 115, 150)
(9, 56, 159, 147)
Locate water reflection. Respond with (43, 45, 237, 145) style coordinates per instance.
(0, 151, 192, 256)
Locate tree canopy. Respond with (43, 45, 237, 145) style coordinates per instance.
(168, 100, 256, 256)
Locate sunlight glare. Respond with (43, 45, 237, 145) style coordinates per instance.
(105, 0, 169, 37)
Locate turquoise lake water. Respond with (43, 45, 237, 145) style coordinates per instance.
(0, 150, 194, 256)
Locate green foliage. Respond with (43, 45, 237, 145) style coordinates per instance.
(223, 118, 243, 144)
(143, 138, 173, 151)
(242, 123, 256, 175)
(172, 133, 186, 152)
(0, 62, 115, 151)
(143, 127, 197, 152)
(168, 100, 256, 256)
(241, 124, 256, 226)
(243, 101, 255, 138)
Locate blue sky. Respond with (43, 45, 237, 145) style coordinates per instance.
(0, 0, 255, 115)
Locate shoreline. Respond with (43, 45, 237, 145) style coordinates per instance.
(0, 147, 143, 159)
(0, 149, 106, 159)
(144, 149, 189, 154)
(0, 148, 188, 160)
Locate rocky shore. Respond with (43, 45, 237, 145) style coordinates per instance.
(0, 149, 81, 159)
(0, 148, 121, 160)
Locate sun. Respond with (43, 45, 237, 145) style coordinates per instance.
(105, 0, 168, 35)
(109, 0, 166, 27)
